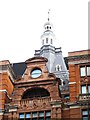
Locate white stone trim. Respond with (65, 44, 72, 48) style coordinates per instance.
(0, 69, 14, 82)
(0, 89, 7, 92)
(70, 106, 80, 109)
(52, 104, 61, 108)
(0, 112, 4, 115)
(68, 60, 90, 65)
(69, 82, 76, 85)
(0, 89, 12, 99)
(9, 108, 17, 112)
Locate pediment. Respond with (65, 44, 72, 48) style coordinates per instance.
(25, 56, 48, 64)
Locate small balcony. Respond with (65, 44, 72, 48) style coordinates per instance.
(19, 97, 51, 108)
(78, 93, 90, 101)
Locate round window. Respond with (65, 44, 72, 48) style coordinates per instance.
(31, 68, 42, 78)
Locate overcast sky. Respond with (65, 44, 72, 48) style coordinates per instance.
(0, 0, 89, 63)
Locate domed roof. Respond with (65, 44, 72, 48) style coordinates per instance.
(43, 21, 53, 32)
(44, 21, 53, 28)
(41, 30, 55, 38)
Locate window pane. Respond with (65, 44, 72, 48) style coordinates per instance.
(42, 40, 44, 45)
(87, 66, 90, 76)
(31, 69, 42, 78)
(80, 67, 85, 76)
(19, 113, 24, 118)
(39, 118, 44, 120)
(32, 118, 37, 120)
(89, 109, 90, 114)
(46, 38, 48, 43)
(46, 111, 51, 117)
(82, 117, 88, 120)
(82, 110, 88, 115)
(26, 113, 30, 118)
(51, 39, 53, 44)
(64, 95, 70, 99)
(81, 86, 86, 94)
(88, 85, 90, 93)
(32, 112, 38, 118)
(39, 112, 44, 117)
(46, 117, 51, 120)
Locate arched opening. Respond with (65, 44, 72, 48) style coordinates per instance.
(51, 39, 53, 44)
(55, 64, 62, 71)
(22, 87, 50, 99)
(46, 38, 48, 44)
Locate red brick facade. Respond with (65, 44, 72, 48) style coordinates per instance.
(0, 50, 90, 119)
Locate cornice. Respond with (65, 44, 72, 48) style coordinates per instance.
(0, 64, 16, 82)
(68, 54, 90, 61)
(67, 54, 90, 64)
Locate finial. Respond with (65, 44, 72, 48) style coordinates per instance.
(48, 9, 50, 21)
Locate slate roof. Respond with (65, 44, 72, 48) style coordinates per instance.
(64, 57, 69, 70)
(11, 62, 27, 77)
(11, 57, 68, 78)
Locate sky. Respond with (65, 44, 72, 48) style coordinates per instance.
(0, 0, 89, 63)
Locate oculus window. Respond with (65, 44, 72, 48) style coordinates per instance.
(31, 68, 42, 78)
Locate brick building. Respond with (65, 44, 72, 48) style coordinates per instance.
(67, 50, 90, 119)
(0, 17, 90, 119)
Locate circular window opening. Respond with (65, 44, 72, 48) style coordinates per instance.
(31, 68, 42, 78)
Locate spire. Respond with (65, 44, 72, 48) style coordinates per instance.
(40, 10, 55, 46)
(48, 9, 50, 21)
(44, 9, 53, 32)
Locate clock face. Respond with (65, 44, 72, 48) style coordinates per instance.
(31, 68, 42, 78)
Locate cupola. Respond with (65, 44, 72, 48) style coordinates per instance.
(41, 10, 56, 46)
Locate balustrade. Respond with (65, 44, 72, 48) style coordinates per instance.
(20, 97, 51, 107)
(78, 93, 90, 101)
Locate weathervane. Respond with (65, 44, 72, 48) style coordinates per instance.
(48, 9, 50, 21)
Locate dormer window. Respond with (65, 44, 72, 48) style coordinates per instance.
(55, 64, 62, 71)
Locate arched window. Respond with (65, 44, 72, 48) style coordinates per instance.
(55, 64, 62, 71)
(61, 79, 66, 86)
(22, 87, 50, 99)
